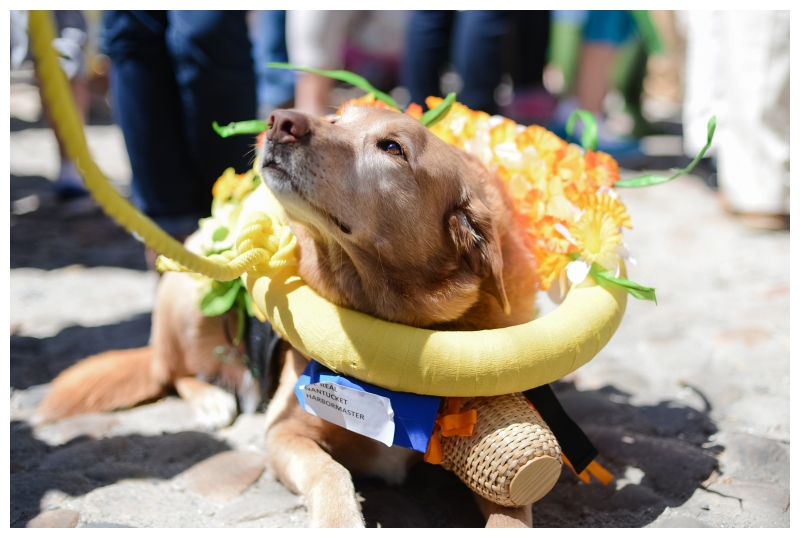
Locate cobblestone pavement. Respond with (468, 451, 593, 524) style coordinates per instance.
(9, 88, 789, 527)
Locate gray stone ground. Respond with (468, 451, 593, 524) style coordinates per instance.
(9, 80, 789, 528)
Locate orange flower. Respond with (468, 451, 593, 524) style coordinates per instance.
(534, 246, 571, 291)
(405, 102, 423, 119)
(585, 150, 620, 187)
(530, 216, 573, 253)
(337, 92, 396, 115)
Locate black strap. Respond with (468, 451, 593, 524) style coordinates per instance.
(523, 384, 598, 474)
(244, 316, 284, 407)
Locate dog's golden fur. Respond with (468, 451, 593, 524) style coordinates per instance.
(35, 106, 539, 527)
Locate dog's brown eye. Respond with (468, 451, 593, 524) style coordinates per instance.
(378, 140, 404, 157)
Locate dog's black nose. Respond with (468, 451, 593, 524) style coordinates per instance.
(267, 110, 311, 144)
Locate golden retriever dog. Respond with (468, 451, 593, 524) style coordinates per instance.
(35, 105, 540, 527)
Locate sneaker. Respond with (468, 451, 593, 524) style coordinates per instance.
(548, 98, 642, 160)
(53, 160, 89, 200)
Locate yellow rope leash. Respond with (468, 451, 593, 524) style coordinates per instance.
(28, 10, 293, 281)
(28, 10, 627, 398)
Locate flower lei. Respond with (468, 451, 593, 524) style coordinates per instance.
(333, 93, 653, 301)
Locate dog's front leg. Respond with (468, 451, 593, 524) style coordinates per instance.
(473, 493, 532, 528)
(267, 424, 364, 527)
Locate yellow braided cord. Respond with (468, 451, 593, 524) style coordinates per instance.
(230, 211, 298, 276)
(28, 11, 293, 282)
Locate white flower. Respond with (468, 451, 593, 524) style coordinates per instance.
(493, 141, 523, 170)
(566, 259, 591, 285)
(614, 242, 637, 266)
(596, 185, 619, 200)
(554, 222, 577, 245)
(487, 115, 505, 128)
(449, 116, 467, 136)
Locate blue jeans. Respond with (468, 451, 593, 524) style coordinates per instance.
(402, 11, 512, 115)
(103, 11, 257, 236)
(250, 10, 295, 117)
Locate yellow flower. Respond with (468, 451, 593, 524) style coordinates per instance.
(212, 168, 258, 203)
(535, 246, 570, 291)
(568, 209, 622, 270)
(490, 118, 519, 148)
(571, 192, 633, 229)
(554, 145, 586, 184)
(515, 125, 567, 169)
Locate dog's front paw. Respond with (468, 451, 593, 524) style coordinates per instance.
(308, 500, 365, 528)
(188, 384, 238, 429)
(175, 377, 238, 429)
(179, 383, 237, 429)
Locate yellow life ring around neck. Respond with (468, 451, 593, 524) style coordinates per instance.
(239, 185, 627, 397)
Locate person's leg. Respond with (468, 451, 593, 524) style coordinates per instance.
(716, 10, 789, 224)
(47, 11, 91, 199)
(401, 11, 454, 110)
(575, 10, 635, 114)
(511, 11, 550, 91)
(103, 10, 203, 237)
(250, 10, 295, 118)
(286, 10, 354, 115)
(452, 11, 512, 115)
(166, 10, 258, 219)
(566, 10, 641, 157)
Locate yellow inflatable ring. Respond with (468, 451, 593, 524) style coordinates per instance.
(241, 185, 627, 397)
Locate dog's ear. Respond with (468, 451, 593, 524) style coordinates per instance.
(448, 197, 510, 315)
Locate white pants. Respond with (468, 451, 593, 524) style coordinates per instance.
(682, 10, 789, 215)
(286, 11, 357, 70)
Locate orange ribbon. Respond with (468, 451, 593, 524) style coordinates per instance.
(424, 397, 478, 464)
(563, 457, 614, 486)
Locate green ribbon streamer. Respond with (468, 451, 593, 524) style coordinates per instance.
(614, 116, 716, 188)
(420, 92, 456, 128)
(566, 110, 599, 151)
(267, 62, 401, 111)
(212, 120, 270, 138)
(568, 252, 657, 303)
(214, 65, 458, 136)
(592, 266, 657, 304)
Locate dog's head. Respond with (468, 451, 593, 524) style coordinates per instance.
(259, 106, 536, 329)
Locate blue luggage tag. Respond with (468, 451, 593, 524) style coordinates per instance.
(295, 359, 441, 453)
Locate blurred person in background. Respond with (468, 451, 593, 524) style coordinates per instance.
(250, 10, 295, 118)
(286, 10, 358, 115)
(402, 10, 513, 115)
(285, 11, 407, 115)
(102, 10, 257, 253)
(12, 10, 92, 200)
(547, 10, 645, 158)
(496, 11, 554, 127)
(681, 10, 789, 231)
